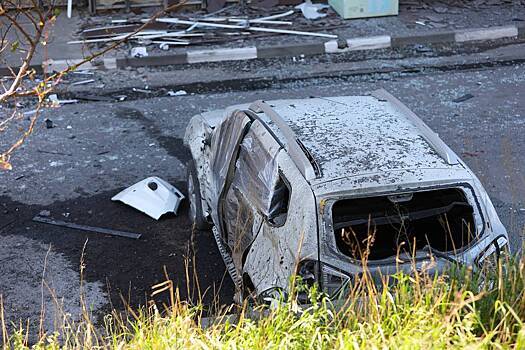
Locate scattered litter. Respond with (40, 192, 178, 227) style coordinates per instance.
(132, 87, 152, 93)
(167, 90, 187, 96)
(72, 70, 95, 75)
(156, 18, 338, 38)
(39, 210, 51, 217)
(115, 95, 127, 101)
(48, 94, 78, 105)
(15, 175, 25, 180)
(97, 150, 110, 155)
(112, 176, 185, 220)
(453, 93, 474, 103)
(45, 118, 54, 129)
(295, 1, 329, 20)
(130, 46, 148, 58)
(71, 79, 95, 86)
(37, 149, 73, 156)
(73, 10, 336, 47)
(33, 215, 142, 239)
(415, 21, 426, 26)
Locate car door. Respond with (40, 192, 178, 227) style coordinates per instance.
(208, 110, 252, 235)
(221, 120, 283, 270)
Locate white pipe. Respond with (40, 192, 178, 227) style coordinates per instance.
(156, 18, 337, 38)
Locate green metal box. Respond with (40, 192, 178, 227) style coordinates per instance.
(328, 0, 399, 19)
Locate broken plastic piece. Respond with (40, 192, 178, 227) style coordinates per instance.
(112, 176, 185, 220)
(130, 46, 148, 58)
(295, 1, 330, 20)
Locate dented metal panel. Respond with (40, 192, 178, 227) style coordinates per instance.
(209, 110, 252, 225)
(223, 120, 282, 272)
(243, 151, 318, 295)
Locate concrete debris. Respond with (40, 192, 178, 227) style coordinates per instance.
(112, 176, 185, 220)
(295, 1, 330, 20)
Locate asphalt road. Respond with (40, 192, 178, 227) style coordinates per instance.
(1, 59, 524, 333)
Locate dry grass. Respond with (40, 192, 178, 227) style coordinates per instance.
(2, 250, 525, 349)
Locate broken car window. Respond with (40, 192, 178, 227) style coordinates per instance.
(331, 188, 477, 261)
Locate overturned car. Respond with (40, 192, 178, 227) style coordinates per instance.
(184, 89, 509, 301)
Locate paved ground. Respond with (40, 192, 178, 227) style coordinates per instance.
(2, 0, 524, 67)
(0, 44, 524, 334)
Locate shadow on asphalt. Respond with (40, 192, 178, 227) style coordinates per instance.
(0, 182, 234, 315)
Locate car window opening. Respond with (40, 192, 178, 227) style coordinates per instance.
(332, 188, 476, 261)
(268, 175, 290, 226)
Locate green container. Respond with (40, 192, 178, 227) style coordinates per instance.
(328, 0, 399, 19)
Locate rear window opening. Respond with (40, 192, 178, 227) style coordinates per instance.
(332, 188, 477, 261)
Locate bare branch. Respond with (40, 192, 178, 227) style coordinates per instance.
(0, 1, 187, 170)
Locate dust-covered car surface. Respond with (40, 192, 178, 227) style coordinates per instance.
(183, 89, 509, 301)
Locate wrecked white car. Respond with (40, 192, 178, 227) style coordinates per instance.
(183, 89, 509, 301)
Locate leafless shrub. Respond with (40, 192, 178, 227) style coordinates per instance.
(0, 0, 183, 170)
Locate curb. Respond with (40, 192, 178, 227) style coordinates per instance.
(23, 23, 525, 72)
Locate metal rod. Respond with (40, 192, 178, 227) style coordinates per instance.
(33, 215, 142, 239)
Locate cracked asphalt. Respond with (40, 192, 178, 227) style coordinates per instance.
(0, 50, 524, 334)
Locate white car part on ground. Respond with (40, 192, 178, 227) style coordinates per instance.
(112, 177, 185, 220)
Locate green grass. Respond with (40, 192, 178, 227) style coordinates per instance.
(5, 256, 525, 349)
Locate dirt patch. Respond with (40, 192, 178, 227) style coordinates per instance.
(0, 234, 106, 337)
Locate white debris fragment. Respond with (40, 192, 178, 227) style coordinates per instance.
(295, 1, 329, 20)
(23, 109, 38, 116)
(167, 90, 187, 96)
(112, 177, 185, 220)
(48, 94, 78, 105)
(130, 46, 148, 58)
(72, 70, 95, 75)
(71, 79, 95, 86)
(132, 88, 152, 93)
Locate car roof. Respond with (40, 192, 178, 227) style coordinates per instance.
(257, 94, 464, 185)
